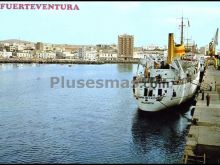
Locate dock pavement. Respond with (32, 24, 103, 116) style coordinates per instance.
(183, 65, 220, 164)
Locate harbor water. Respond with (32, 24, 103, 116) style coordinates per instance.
(0, 63, 193, 163)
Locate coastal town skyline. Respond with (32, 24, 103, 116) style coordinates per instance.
(0, 1, 220, 48)
(1, 2, 220, 164)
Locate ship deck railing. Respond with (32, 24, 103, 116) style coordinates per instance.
(133, 77, 194, 85)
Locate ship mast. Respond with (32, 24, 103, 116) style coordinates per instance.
(180, 16, 184, 45)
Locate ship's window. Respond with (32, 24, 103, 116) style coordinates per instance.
(149, 90, 153, 96)
(144, 88, 148, 96)
(158, 89, 162, 96)
(172, 91, 177, 97)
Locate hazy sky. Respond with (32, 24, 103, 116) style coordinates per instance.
(0, 1, 220, 48)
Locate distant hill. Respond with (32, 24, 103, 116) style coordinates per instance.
(0, 39, 96, 48)
(0, 39, 34, 44)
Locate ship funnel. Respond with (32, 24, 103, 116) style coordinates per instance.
(167, 33, 174, 64)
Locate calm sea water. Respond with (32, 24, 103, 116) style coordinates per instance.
(0, 63, 193, 163)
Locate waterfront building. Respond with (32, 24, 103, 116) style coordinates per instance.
(55, 51, 63, 59)
(16, 50, 33, 58)
(72, 51, 79, 59)
(36, 51, 56, 59)
(118, 34, 134, 60)
(0, 51, 12, 58)
(98, 50, 117, 61)
(61, 51, 75, 59)
(84, 48, 97, 61)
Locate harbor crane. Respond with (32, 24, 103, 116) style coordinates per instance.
(208, 28, 220, 69)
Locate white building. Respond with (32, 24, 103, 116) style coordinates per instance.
(0, 51, 12, 58)
(36, 51, 56, 59)
(8, 43, 25, 52)
(145, 44, 159, 50)
(144, 44, 165, 51)
(9, 45, 17, 52)
(16, 50, 33, 58)
(72, 51, 79, 59)
(3, 43, 10, 47)
(24, 43, 35, 50)
(133, 51, 145, 59)
(85, 49, 97, 61)
(98, 50, 117, 61)
(17, 44, 25, 51)
(62, 51, 75, 59)
(133, 50, 166, 60)
(43, 44, 53, 51)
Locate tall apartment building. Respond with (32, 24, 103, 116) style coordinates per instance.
(118, 34, 134, 60)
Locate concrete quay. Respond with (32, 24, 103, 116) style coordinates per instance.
(183, 65, 220, 164)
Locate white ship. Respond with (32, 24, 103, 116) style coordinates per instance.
(133, 19, 201, 112)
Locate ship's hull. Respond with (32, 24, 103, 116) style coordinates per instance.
(134, 71, 200, 112)
(136, 92, 195, 112)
